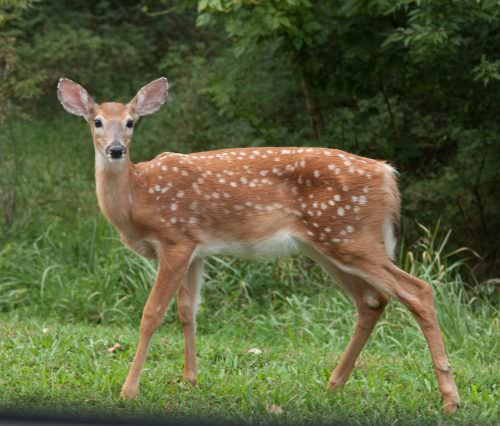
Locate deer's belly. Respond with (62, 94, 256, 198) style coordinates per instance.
(196, 230, 299, 259)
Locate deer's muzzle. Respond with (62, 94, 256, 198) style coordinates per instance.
(106, 142, 127, 159)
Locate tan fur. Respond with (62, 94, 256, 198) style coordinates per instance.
(57, 79, 460, 413)
(106, 148, 396, 261)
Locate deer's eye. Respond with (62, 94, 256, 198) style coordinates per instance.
(126, 119, 134, 129)
(94, 118, 103, 128)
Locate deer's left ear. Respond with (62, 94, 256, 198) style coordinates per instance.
(129, 77, 169, 117)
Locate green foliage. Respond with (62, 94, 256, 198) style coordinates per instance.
(198, 0, 331, 54)
(0, 1, 52, 117)
(1, 1, 500, 273)
(0, 0, 44, 226)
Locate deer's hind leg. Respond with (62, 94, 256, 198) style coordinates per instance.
(313, 242, 460, 413)
(325, 269, 388, 392)
(300, 243, 388, 392)
(379, 261, 460, 413)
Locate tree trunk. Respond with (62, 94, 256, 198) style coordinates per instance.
(300, 69, 324, 140)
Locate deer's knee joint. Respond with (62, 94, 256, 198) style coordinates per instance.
(178, 305, 194, 326)
(409, 302, 435, 326)
(140, 306, 163, 334)
(397, 284, 434, 315)
(178, 296, 196, 325)
(418, 281, 434, 299)
(363, 294, 381, 309)
(362, 291, 388, 311)
(437, 360, 451, 373)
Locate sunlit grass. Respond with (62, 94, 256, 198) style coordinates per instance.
(1, 286, 498, 424)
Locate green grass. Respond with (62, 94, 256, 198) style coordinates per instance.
(0, 117, 499, 424)
(1, 281, 498, 425)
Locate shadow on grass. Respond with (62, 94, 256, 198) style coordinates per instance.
(0, 407, 458, 426)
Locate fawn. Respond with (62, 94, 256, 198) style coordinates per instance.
(57, 77, 460, 413)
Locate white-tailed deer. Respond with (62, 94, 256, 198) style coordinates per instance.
(57, 77, 460, 413)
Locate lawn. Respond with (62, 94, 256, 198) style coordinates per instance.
(1, 270, 498, 424)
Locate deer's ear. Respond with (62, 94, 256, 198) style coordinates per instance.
(57, 78, 95, 119)
(129, 77, 168, 117)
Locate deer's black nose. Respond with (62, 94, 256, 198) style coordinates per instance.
(106, 143, 127, 159)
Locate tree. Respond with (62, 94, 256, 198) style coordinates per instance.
(198, 0, 333, 139)
(0, 0, 44, 226)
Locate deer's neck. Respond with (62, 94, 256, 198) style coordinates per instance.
(95, 153, 135, 233)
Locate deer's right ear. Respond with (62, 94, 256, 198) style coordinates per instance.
(57, 78, 94, 120)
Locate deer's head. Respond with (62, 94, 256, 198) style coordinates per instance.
(57, 77, 168, 163)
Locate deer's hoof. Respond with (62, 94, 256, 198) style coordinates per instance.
(443, 400, 459, 414)
(120, 385, 139, 400)
(328, 378, 346, 394)
(183, 372, 198, 386)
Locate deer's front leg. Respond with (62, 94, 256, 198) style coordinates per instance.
(120, 243, 195, 399)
